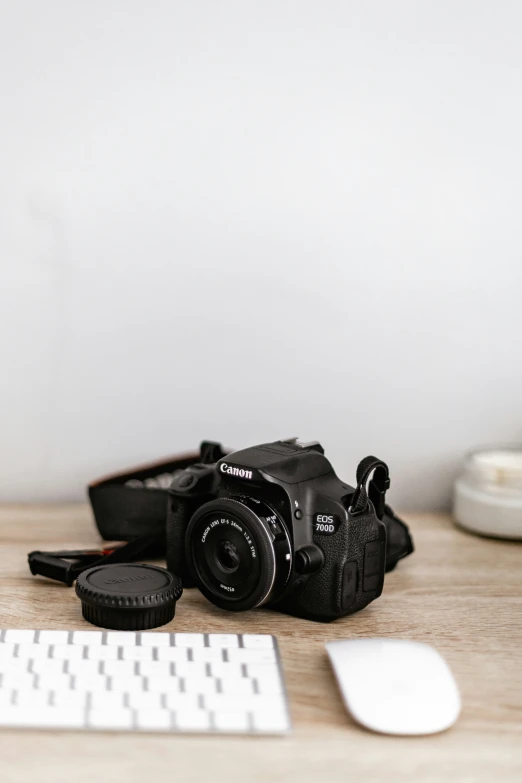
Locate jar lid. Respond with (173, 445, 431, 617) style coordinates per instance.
(75, 563, 182, 630)
(465, 445, 522, 492)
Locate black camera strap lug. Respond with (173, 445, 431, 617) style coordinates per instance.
(349, 456, 390, 520)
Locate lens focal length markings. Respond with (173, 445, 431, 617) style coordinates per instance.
(200, 517, 257, 561)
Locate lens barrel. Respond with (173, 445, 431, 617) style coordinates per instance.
(185, 497, 292, 611)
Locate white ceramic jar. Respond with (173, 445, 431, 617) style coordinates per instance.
(453, 445, 522, 539)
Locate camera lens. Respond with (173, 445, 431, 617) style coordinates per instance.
(215, 540, 240, 573)
(185, 497, 292, 612)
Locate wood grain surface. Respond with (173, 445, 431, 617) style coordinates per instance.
(0, 504, 520, 783)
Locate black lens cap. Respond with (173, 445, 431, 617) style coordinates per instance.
(75, 563, 182, 631)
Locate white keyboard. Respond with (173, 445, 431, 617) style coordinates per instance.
(0, 630, 291, 735)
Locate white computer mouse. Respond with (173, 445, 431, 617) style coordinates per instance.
(326, 638, 461, 735)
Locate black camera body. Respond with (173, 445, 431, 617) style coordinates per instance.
(167, 438, 393, 622)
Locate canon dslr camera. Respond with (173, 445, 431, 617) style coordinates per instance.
(166, 438, 412, 622)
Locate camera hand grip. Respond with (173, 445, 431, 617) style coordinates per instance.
(166, 497, 201, 587)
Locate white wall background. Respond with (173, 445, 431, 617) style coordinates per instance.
(1, 1, 521, 508)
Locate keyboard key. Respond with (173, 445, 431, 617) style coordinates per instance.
(250, 693, 287, 712)
(4, 630, 35, 644)
(138, 661, 172, 678)
(205, 693, 281, 715)
(1, 673, 35, 690)
(219, 678, 255, 696)
(157, 647, 188, 662)
(0, 658, 28, 674)
(0, 706, 85, 729)
(73, 674, 108, 692)
(53, 644, 85, 660)
(136, 709, 171, 731)
(207, 634, 239, 649)
(145, 675, 181, 694)
(175, 710, 211, 731)
(88, 708, 133, 730)
(245, 662, 281, 679)
(128, 691, 162, 710)
(110, 675, 145, 693)
(213, 711, 249, 732)
(44, 707, 86, 728)
(106, 632, 136, 647)
(103, 660, 136, 677)
(86, 645, 119, 661)
(36, 674, 72, 692)
(122, 646, 153, 661)
(182, 677, 218, 695)
(191, 647, 224, 663)
(52, 690, 87, 709)
(15, 689, 51, 707)
(173, 661, 207, 679)
(38, 631, 69, 645)
(67, 659, 101, 676)
(242, 634, 274, 649)
(205, 694, 254, 713)
(16, 643, 50, 659)
(227, 648, 276, 664)
(90, 691, 125, 710)
(32, 659, 65, 676)
(254, 675, 283, 695)
(140, 633, 172, 647)
(164, 692, 199, 711)
(73, 631, 103, 645)
(174, 634, 204, 648)
(209, 693, 285, 713)
(0, 643, 15, 659)
(210, 662, 244, 679)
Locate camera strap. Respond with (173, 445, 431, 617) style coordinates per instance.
(88, 441, 227, 543)
(350, 456, 414, 571)
(28, 442, 228, 586)
(28, 532, 163, 587)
